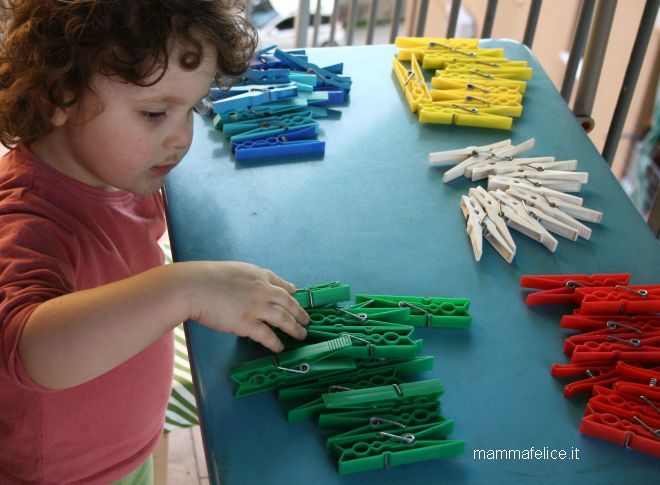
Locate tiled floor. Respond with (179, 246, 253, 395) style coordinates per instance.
(167, 426, 209, 485)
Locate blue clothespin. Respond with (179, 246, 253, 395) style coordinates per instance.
(236, 68, 291, 85)
(289, 72, 318, 87)
(310, 88, 346, 106)
(274, 49, 352, 92)
(232, 125, 325, 162)
(211, 84, 298, 114)
(214, 99, 309, 128)
(321, 63, 344, 74)
(224, 108, 324, 142)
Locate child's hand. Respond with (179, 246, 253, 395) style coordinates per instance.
(183, 261, 309, 352)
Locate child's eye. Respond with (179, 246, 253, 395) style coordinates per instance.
(142, 111, 167, 121)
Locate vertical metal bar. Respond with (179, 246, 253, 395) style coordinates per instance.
(416, 0, 430, 37)
(329, 0, 340, 45)
(560, 0, 596, 102)
(446, 0, 461, 38)
(366, 0, 379, 45)
(573, 0, 617, 132)
(295, 0, 311, 48)
(347, 0, 359, 46)
(390, 0, 404, 43)
(481, 0, 498, 38)
(602, 0, 659, 165)
(312, 0, 322, 47)
(523, 0, 543, 48)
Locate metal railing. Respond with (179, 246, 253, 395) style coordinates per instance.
(286, 0, 659, 233)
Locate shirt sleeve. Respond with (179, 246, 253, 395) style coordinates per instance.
(0, 212, 78, 390)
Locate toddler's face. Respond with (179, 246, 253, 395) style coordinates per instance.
(55, 42, 217, 195)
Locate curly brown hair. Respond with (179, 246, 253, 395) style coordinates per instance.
(0, 0, 258, 147)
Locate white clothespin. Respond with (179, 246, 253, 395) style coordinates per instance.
(492, 159, 577, 175)
(505, 189, 579, 240)
(459, 195, 484, 261)
(466, 192, 516, 263)
(442, 138, 535, 183)
(514, 176, 582, 193)
(471, 156, 555, 181)
(463, 138, 536, 180)
(544, 195, 602, 223)
(428, 139, 511, 166)
(469, 186, 516, 252)
(487, 176, 584, 205)
(506, 186, 592, 239)
(507, 168, 589, 184)
(491, 190, 558, 251)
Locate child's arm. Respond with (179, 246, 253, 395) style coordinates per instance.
(18, 261, 309, 390)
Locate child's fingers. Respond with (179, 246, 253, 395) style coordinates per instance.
(269, 286, 309, 326)
(246, 321, 284, 352)
(264, 268, 296, 294)
(262, 303, 307, 341)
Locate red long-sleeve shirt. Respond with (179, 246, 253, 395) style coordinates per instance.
(0, 145, 172, 484)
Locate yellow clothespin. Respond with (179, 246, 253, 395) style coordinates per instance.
(417, 102, 513, 130)
(394, 37, 480, 49)
(431, 72, 527, 93)
(443, 61, 533, 80)
(392, 56, 431, 112)
(429, 91, 523, 118)
(430, 85, 523, 103)
(421, 51, 505, 69)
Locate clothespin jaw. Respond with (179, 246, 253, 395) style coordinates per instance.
(392, 57, 432, 112)
(353, 295, 472, 328)
(293, 282, 351, 309)
(520, 274, 632, 305)
(228, 336, 356, 397)
(573, 285, 660, 315)
(551, 362, 620, 398)
(327, 421, 465, 475)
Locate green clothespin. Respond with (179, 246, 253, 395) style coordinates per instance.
(293, 282, 351, 309)
(322, 379, 444, 410)
(318, 401, 440, 429)
(308, 306, 411, 324)
(229, 336, 356, 397)
(305, 328, 422, 361)
(329, 411, 451, 441)
(355, 294, 472, 328)
(326, 421, 465, 475)
(278, 356, 435, 401)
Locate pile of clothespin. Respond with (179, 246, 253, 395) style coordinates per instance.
(392, 37, 532, 130)
(229, 282, 470, 474)
(521, 273, 660, 458)
(207, 45, 352, 162)
(428, 138, 602, 263)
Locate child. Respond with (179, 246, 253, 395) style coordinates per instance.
(0, 1, 309, 483)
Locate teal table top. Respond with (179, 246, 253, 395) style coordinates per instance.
(164, 41, 659, 484)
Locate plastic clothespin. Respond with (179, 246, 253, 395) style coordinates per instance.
(213, 99, 309, 128)
(353, 295, 472, 328)
(569, 334, 660, 364)
(442, 138, 535, 183)
(318, 400, 441, 429)
(487, 176, 585, 205)
(293, 282, 351, 309)
(429, 93, 523, 118)
(490, 190, 558, 252)
(273, 49, 352, 92)
(418, 103, 514, 130)
(564, 327, 660, 357)
(421, 50, 506, 68)
(551, 362, 620, 398)
(327, 421, 465, 475)
(430, 85, 522, 103)
(573, 285, 660, 315)
(392, 56, 432, 113)
(520, 274, 632, 305)
(223, 108, 323, 142)
(442, 60, 533, 80)
(580, 386, 660, 458)
(307, 306, 412, 325)
(560, 315, 660, 331)
(236, 68, 291, 85)
(462, 193, 516, 263)
(228, 336, 356, 397)
(322, 379, 445, 410)
(613, 361, 660, 388)
(428, 139, 511, 167)
(394, 37, 480, 49)
(211, 84, 298, 114)
(431, 71, 528, 93)
(396, 38, 498, 60)
(231, 126, 325, 162)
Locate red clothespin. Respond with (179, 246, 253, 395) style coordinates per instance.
(519, 273, 631, 305)
(570, 335, 660, 364)
(550, 362, 619, 397)
(615, 361, 660, 386)
(573, 284, 660, 315)
(563, 325, 660, 356)
(560, 314, 660, 331)
(579, 385, 660, 458)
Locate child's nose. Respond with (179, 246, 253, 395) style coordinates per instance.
(165, 120, 193, 151)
